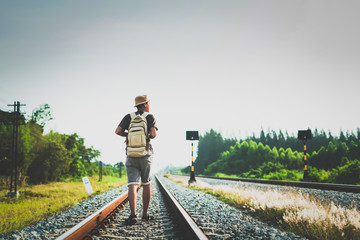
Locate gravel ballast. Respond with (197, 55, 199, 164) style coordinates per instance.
(0, 187, 126, 240)
(2, 175, 358, 239)
(194, 176, 360, 210)
(159, 176, 307, 239)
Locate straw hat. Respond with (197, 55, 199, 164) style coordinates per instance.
(134, 95, 150, 107)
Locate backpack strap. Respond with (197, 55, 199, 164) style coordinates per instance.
(140, 112, 149, 138)
(130, 112, 137, 120)
(131, 112, 148, 119)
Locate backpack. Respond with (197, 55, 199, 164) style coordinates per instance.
(126, 112, 149, 157)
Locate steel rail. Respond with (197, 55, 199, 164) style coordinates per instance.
(196, 175, 360, 193)
(56, 188, 133, 240)
(155, 176, 209, 240)
(56, 177, 208, 240)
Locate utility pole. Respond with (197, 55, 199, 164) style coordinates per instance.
(7, 101, 26, 198)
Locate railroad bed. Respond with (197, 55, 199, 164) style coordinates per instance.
(193, 176, 360, 210)
(2, 175, 310, 240)
(90, 176, 186, 239)
(155, 176, 306, 240)
(85, 176, 306, 239)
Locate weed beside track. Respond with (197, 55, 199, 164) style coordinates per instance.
(0, 176, 126, 235)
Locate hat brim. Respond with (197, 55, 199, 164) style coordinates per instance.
(134, 100, 150, 107)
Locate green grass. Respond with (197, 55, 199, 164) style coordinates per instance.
(0, 175, 127, 235)
(212, 172, 240, 178)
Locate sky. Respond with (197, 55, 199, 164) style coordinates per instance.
(1, 0, 359, 172)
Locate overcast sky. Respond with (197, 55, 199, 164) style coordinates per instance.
(1, 0, 359, 172)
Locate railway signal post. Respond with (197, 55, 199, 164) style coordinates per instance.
(186, 131, 199, 184)
(298, 130, 312, 181)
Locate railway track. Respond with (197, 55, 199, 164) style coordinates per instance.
(8, 174, 308, 239)
(5, 174, 357, 239)
(5, 174, 356, 239)
(194, 175, 360, 193)
(54, 175, 308, 240)
(56, 175, 208, 240)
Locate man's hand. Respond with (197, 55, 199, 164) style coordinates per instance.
(115, 126, 128, 137)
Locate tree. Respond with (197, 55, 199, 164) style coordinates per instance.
(0, 110, 30, 184)
(278, 130, 285, 147)
(0, 122, 12, 176)
(194, 129, 236, 173)
(259, 162, 285, 175)
(69, 158, 87, 177)
(114, 162, 125, 177)
(339, 130, 346, 143)
(191, 127, 360, 184)
(30, 104, 53, 129)
(27, 132, 71, 184)
(260, 129, 266, 145)
(1, 105, 105, 185)
(270, 147, 279, 161)
(331, 159, 360, 184)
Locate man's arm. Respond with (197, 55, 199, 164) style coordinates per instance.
(115, 126, 128, 137)
(149, 127, 157, 139)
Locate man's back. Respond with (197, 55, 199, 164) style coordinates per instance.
(114, 95, 157, 225)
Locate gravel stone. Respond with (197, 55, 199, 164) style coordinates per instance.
(195, 176, 360, 210)
(95, 180, 183, 239)
(159, 176, 307, 239)
(0, 187, 125, 240)
(2, 175, 358, 239)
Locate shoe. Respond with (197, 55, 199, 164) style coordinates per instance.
(142, 214, 154, 222)
(125, 214, 137, 225)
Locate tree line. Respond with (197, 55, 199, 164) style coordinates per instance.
(183, 128, 360, 184)
(0, 105, 123, 186)
(250, 128, 360, 156)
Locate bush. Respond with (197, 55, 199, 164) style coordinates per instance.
(331, 159, 360, 184)
(264, 169, 301, 181)
(259, 162, 285, 175)
(239, 162, 287, 179)
(308, 166, 331, 183)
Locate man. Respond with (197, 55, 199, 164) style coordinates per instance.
(115, 95, 158, 225)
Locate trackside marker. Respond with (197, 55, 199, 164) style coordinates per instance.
(82, 176, 94, 195)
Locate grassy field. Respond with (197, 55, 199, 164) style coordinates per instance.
(166, 174, 360, 240)
(0, 175, 127, 235)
